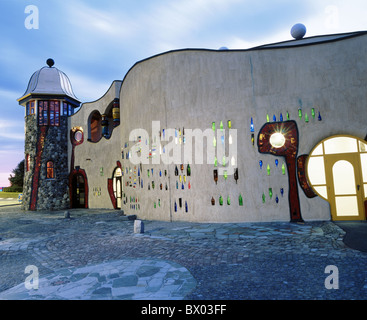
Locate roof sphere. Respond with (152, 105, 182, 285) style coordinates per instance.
(291, 23, 307, 40)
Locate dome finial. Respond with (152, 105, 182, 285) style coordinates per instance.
(46, 58, 55, 68)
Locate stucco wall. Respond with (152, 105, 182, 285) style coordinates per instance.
(69, 81, 122, 209)
(70, 33, 367, 223)
(117, 34, 367, 222)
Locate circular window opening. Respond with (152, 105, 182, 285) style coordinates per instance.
(74, 130, 83, 142)
(270, 132, 286, 148)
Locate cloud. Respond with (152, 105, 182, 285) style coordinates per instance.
(301, 0, 367, 35)
(61, 0, 246, 56)
(64, 1, 140, 40)
(64, 71, 115, 103)
(0, 88, 20, 101)
(0, 119, 24, 141)
(137, 0, 244, 51)
(222, 0, 367, 50)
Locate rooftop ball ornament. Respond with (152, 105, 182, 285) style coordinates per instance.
(291, 23, 306, 40)
(46, 58, 55, 67)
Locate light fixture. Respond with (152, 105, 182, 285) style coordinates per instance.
(270, 132, 286, 148)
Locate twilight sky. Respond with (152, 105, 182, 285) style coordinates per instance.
(0, 0, 366, 187)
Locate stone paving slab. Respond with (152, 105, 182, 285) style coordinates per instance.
(0, 206, 367, 300)
(0, 258, 196, 300)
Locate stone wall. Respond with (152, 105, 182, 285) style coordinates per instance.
(23, 113, 70, 211)
(36, 116, 70, 210)
(22, 115, 37, 210)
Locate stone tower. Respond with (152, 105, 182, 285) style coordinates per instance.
(18, 59, 81, 211)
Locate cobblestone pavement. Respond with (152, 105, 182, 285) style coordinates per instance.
(0, 206, 367, 300)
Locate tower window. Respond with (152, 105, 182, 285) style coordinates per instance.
(26, 154, 30, 172)
(49, 101, 60, 126)
(26, 101, 35, 116)
(38, 101, 60, 126)
(63, 102, 74, 116)
(46, 161, 54, 179)
(38, 101, 48, 126)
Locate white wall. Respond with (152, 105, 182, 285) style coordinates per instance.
(70, 33, 367, 223)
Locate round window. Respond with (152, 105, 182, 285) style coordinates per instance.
(74, 130, 83, 142)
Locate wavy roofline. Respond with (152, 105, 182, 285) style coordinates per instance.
(115, 30, 367, 99)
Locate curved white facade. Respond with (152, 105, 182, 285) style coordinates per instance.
(67, 31, 367, 222)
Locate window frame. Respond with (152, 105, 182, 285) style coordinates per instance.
(26, 154, 30, 172)
(89, 111, 102, 143)
(38, 100, 60, 126)
(46, 161, 55, 179)
(63, 102, 75, 117)
(26, 100, 36, 116)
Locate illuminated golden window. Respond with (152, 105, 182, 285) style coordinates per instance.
(307, 135, 367, 221)
(46, 161, 54, 179)
(26, 154, 30, 172)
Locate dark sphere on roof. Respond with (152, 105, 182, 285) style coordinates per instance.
(46, 58, 55, 68)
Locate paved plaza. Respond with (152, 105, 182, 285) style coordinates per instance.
(0, 205, 367, 300)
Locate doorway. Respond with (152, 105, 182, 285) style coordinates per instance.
(72, 173, 86, 208)
(113, 167, 123, 209)
(115, 177, 122, 209)
(325, 154, 365, 220)
(307, 135, 367, 221)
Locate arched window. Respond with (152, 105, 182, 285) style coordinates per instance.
(26, 154, 30, 172)
(89, 111, 102, 142)
(307, 135, 367, 221)
(46, 161, 54, 179)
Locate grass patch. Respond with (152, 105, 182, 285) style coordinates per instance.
(0, 192, 21, 199)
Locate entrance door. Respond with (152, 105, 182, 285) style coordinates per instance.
(113, 167, 123, 209)
(116, 176, 122, 209)
(72, 174, 85, 208)
(325, 153, 365, 220)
